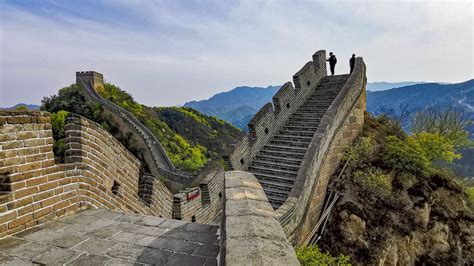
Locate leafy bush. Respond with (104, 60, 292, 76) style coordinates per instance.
(296, 245, 351, 265)
(342, 136, 375, 168)
(384, 135, 431, 176)
(353, 167, 392, 198)
(411, 132, 461, 163)
(50, 110, 69, 163)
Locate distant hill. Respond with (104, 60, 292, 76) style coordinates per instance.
(1, 103, 40, 110)
(184, 86, 280, 130)
(366, 79, 474, 116)
(366, 81, 422, 91)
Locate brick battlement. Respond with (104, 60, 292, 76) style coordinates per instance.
(0, 111, 223, 238)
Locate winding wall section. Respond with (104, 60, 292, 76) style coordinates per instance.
(76, 72, 193, 183)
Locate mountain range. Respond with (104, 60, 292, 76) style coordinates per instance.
(184, 86, 280, 130)
(185, 81, 473, 131)
(184, 79, 474, 177)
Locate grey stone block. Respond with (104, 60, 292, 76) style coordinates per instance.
(5, 241, 52, 260)
(73, 238, 116, 254)
(33, 248, 80, 265)
(165, 253, 205, 266)
(146, 238, 199, 254)
(193, 245, 219, 258)
(66, 253, 111, 266)
(0, 237, 28, 252)
(50, 234, 89, 248)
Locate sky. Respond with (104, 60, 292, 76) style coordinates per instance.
(1, 0, 473, 107)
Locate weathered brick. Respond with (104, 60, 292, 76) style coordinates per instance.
(25, 176, 47, 187)
(2, 141, 23, 150)
(33, 207, 53, 219)
(53, 200, 69, 211)
(0, 211, 17, 224)
(17, 147, 40, 156)
(24, 138, 46, 147)
(33, 190, 54, 202)
(41, 195, 60, 208)
(17, 162, 42, 173)
(25, 153, 47, 163)
(8, 213, 33, 229)
(14, 187, 38, 199)
(7, 196, 33, 210)
(3, 157, 25, 167)
(16, 131, 37, 140)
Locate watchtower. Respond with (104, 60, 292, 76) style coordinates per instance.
(76, 71, 104, 91)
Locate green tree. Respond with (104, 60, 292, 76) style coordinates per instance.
(296, 245, 351, 266)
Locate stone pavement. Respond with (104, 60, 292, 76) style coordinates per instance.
(0, 209, 220, 265)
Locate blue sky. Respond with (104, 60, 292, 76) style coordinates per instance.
(1, 0, 473, 107)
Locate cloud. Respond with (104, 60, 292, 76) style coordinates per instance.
(1, 0, 472, 107)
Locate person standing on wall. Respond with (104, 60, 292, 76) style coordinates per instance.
(349, 54, 356, 73)
(326, 52, 337, 75)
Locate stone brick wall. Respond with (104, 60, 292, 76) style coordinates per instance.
(225, 50, 327, 170)
(1, 111, 224, 238)
(0, 111, 176, 238)
(172, 167, 224, 224)
(275, 57, 367, 245)
(222, 171, 299, 265)
(64, 114, 173, 217)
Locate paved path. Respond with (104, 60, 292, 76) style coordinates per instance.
(0, 209, 219, 265)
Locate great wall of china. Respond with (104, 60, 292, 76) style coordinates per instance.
(0, 49, 366, 264)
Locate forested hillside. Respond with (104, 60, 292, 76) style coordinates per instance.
(41, 83, 242, 173)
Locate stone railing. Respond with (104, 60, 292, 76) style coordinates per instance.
(275, 57, 367, 244)
(76, 72, 194, 184)
(221, 171, 299, 265)
(224, 50, 327, 170)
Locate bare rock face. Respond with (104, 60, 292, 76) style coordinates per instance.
(339, 211, 366, 244)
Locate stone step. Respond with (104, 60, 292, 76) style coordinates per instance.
(286, 120, 320, 128)
(254, 154, 302, 166)
(263, 144, 307, 154)
(249, 165, 298, 179)
(259, 179, 294, 193)
(273, 134, 312, 143)
(251, 159, 300, 172)
(269, 139, 310, 148)
(252, 172, 297, 184)
(262, 186, 291, 199)
(288, 116, 321, 122)
(278, 129, 314, 137)
(282, 125, 318, 132)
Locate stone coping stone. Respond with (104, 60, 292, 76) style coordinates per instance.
(224, 171, 299, 265)
(0, 208, 219, 265)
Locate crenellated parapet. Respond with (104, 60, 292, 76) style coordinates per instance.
(276, 57, 367, 244)
(0, 111, 224, 238)
(225, 50, 327, 170)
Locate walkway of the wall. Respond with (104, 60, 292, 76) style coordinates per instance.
(276, 58, 366, 245)
(0, 111, 223, 238)
(221, 171, 299, 265)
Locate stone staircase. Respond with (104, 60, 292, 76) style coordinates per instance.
(248, 74, 349, 209)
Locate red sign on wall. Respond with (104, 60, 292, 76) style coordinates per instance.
(186, 188, 200, 201)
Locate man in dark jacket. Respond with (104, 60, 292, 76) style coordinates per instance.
(326, 52, 337, 75)
(349, 54, 356, 73)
